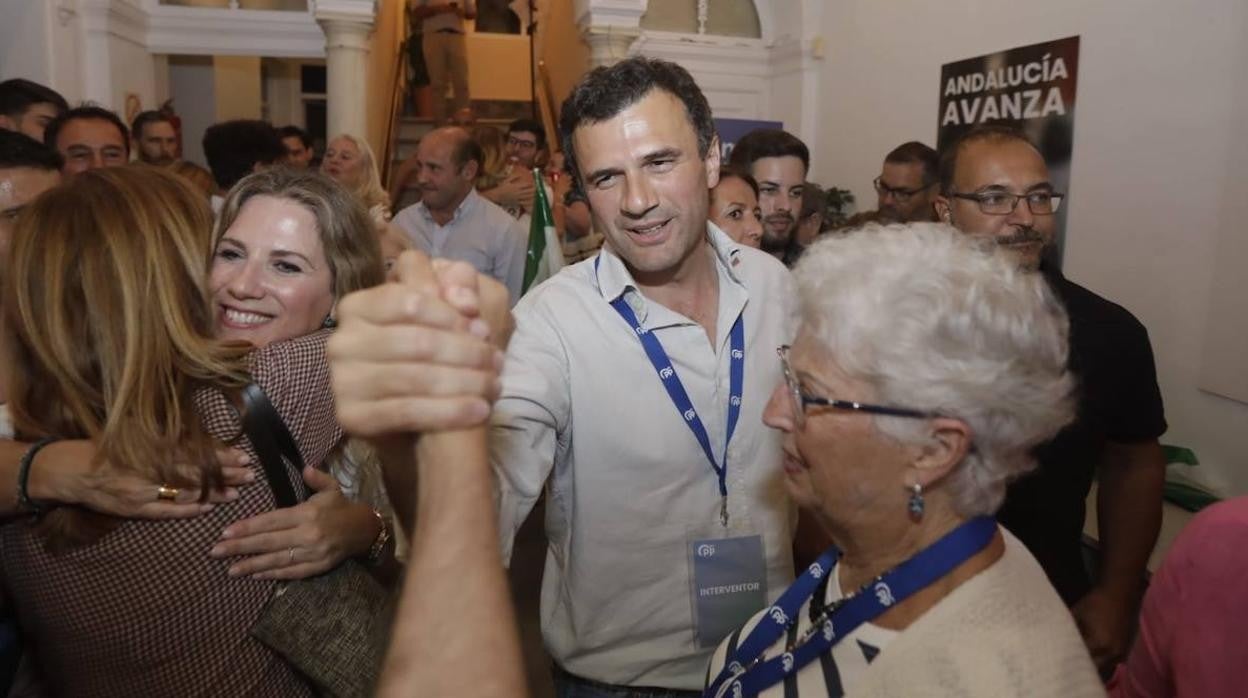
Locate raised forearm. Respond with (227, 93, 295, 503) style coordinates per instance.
(479, 183, 505, 205)
(1096, 440, 1166, 595)
(0, 439, 85, 516)
(376, 436, 420, 538)
(378, 428, 526, 697)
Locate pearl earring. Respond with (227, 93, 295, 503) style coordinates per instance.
(907, 482, 925, 520)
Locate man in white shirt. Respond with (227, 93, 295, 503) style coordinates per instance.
(392, 126, 527, 304)
(410, 0, 476, 125)
(493, 57, 797, 693)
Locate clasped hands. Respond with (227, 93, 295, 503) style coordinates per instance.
(328, 251, 510, 438)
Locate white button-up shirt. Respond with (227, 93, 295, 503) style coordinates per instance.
(392, 188, 528, 304)
(491, 224, 799, 689)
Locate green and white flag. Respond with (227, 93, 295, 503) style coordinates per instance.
(521, 168, 564, 295)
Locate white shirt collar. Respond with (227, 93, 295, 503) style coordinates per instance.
(417, 187, 478, 227)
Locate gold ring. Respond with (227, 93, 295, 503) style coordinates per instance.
(157, 485, 180, 501)
(287, 547, 296, 564)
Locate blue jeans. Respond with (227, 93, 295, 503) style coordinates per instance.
(552, 666, 702, 698)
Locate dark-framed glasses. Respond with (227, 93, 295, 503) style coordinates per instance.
(777, 346, 936, 428)
(873, 176, 934, 203)
(948, 190, 1064, 216)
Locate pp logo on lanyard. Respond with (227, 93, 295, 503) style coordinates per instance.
(596, 255, 745, 527)
(705, 516, 997, 698)
(595, 254, 759, 648)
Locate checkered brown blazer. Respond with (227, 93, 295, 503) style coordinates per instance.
(1, 330, 343, 697)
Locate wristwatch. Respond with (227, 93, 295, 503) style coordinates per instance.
(365, 508, 392, 567)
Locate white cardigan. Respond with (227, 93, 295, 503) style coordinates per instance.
(849, 529, 1105, 697)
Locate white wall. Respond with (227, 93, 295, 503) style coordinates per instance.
(815, 0, 1248, 495)
(169, 54, 267, 168)
(627, 0, 825, 151)
(1197, 16, 1248, 408)
(105, 33, 161, 114)
(0, 1, 83, 104)
(630, 32, 771, 118)
(763, 0, 822, 152)
(169, 55, 216, 167)
(0, 0, 159, 112)
(0, 1, 54, 85)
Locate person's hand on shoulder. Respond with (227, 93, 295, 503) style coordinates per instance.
(483, 171, 537, 210)
(26, 440, 254, 518)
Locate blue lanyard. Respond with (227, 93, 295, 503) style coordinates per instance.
(596, 255, 745, 526)
(706, 516, 997, 698)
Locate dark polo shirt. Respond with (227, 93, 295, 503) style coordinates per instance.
(997, 266, 1167, 605)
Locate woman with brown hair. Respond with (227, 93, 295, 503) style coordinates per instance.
(710, 164, 764, 249)
(0, 166, 498, 695)
(206, 167, 395, 578)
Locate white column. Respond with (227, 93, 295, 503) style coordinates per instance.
(76, 0, 118, 108)
(764, 0, 824, 152)
(580, 25, 641, 68)
(575, 0, 647, 68)
(315, 0, 377, 139)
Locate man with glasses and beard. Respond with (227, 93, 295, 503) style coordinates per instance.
(873, 140, 939, 223)
(729, 128, 808, 265)
(934, 124, 1167, 676)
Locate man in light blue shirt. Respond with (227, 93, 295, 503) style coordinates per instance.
(391, 126, 527, 304)
(492, 58, 797, 693)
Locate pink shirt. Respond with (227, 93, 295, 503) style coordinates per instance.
(1109, 496, 1248, 697)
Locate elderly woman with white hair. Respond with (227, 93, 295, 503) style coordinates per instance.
(321, 133, 391, 225)
(705, 223, 1103, 697)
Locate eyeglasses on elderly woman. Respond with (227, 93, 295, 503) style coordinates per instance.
(777, 345, 938, 428)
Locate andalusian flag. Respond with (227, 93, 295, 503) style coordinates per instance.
(521, 168, 564, 295)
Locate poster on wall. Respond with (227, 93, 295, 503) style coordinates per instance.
(937, 36, 1079, 265)
(715, 118, 783, 161)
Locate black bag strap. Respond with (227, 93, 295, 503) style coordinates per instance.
(241, 382, 305, 509)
